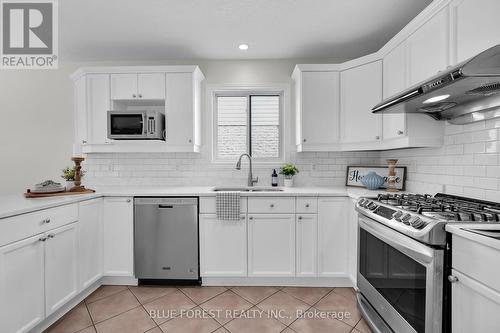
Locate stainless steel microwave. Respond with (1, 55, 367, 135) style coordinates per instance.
(107, 110, 165, 140)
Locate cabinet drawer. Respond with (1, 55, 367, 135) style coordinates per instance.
(0, 204, 78, 247)
(199, 197, 247, 214)
(248, 197, 295, 213)
(296, 197, 318, 213)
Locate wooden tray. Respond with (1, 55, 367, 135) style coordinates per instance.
(24, 188, 95, 198)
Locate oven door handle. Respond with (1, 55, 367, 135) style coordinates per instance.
(358, 216, 437, 265)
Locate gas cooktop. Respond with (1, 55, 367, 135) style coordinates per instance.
(356, 193, 500, 246)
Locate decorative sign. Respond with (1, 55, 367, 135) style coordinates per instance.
(346, 166, 407, 190)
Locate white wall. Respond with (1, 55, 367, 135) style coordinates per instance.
(0, 58, 346, 194)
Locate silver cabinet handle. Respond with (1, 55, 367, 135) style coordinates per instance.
(47, 234, 55, 239)
(249, 216, 254, 220)
(188, 139, 192, 143)
(39, 237, 47, 242)
(132, 94, 137, 98)
(138, 94, 142, 98)
(126, 199, 131, 203)
(397, 130, 404, 135)
(82, 140, 87, 144)
(303, 139, 306, 142)
(448, 275, 459, 283)
(270, 204, 275, 208)
(305, 204, 310, 208)
(375, 136, 380, 140)
(41, 218, 51, 224)
(298, 216, 303, 220)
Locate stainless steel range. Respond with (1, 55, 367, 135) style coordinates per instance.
(355, 193, 500, 333)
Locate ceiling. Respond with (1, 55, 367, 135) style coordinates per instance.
(60, 0, 433, 61)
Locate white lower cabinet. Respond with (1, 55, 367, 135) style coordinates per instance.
(451, 269, 500, 332)
(78, 198, 104, 290)
(45, 223, 79, 316)
(200, 214, 247, 277)
(296, 214, 317, 277)
(317, 198, 348, 277)
(0, 235, 45, 333)
(103, 197, 134, 277)
(248, 214, 295, 277)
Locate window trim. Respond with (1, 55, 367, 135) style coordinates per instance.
(208, 84, 289, 164)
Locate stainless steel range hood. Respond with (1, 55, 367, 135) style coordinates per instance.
(372, 44, 500, 124)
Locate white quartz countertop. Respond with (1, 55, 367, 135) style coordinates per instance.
(0, 186, 390, 219)
(446, 224, 500, 251)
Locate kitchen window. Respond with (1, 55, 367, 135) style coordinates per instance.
(213, 92, 283, 161)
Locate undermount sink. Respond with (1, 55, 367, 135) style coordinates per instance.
(212, 186, 284, 192)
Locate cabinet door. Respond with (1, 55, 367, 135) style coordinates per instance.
(165, 72, 194, 147)
(248, 214, 295, 277)
(300, 71, 340, 148)
(451, 269, 500, 333)
(317, 198, 348, 277)
(451, 0, 500, 64)
(0, 235, 45, 333)
(78, 198, 103, 290)
(408, 7, 449, 85)
(296, 214, 317, 277)
(74, 77, 88, 146)
(87, 74, 110, 144)
(103, 197, 134, 277)
(45, 223, 79, 316)
(138, 73, 165, 99)
(110, 74, 138, 100)
(200, 214, 247, 277)
(383, 42, 407, 140)
(341, 61, 383, 143)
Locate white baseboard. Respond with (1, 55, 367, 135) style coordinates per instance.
(201, 276, 354, 287)
(101, 275, 138, 286)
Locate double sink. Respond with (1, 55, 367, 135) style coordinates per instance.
(212, 186, 284, 192)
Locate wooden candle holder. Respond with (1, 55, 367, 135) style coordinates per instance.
(69, 157, 87, 192)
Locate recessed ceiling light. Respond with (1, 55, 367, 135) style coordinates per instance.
(423, 94, 450, 104)
(238, 44, 249, 51)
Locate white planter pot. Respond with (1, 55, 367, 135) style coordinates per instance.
(283, 178, 294, 187)
(65, 181, 75, 191)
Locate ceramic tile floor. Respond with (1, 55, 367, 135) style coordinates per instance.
(44, 285, 372, 333)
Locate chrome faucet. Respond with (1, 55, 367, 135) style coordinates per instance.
(235, 153, 258, 187)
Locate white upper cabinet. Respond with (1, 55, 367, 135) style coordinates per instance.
(110, 74, 138, 100)
(407, 7, 450, 85)
(165, 71, 202, 151)
(86, 74, 110, 145)
(450, 0, 500, 64)
(111, 73, 165, 100)
(382, 42, 408, 140)
(341, 61, 383, 144)
(137, 73, 166, 99)
(72, 66, 204, 153)
(292, 66, 340, 151)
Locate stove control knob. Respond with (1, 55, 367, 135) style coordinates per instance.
(401, 214, 412, 224)
(368, 202, 378, 210)
(409, 216, 425, 229)
(358, 199, 365, 206)
(392, 211, 403, 220)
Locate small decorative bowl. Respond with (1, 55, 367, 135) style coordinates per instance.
(361, 171, 385, 190)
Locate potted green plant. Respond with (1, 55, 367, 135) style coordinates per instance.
(61, 166, 85, 191)
(280, 163, 299, 187)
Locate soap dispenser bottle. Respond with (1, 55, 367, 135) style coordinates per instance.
(271, 169, 278, 187)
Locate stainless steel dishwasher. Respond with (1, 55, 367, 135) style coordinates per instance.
(134, 197, 199, 284)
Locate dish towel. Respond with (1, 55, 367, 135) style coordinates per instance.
(216, 191, 241, 221)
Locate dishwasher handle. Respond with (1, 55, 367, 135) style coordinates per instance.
(158, 205, 174, 209)
(134, 197, 198, 206)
